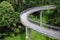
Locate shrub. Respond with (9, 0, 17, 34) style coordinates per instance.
(0, 1, 23, 37)
(0, 1, 20, 27)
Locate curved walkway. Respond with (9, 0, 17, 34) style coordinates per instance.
(20, 5, 60, 39)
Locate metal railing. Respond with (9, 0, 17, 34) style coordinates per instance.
(20, 5, 60, 40)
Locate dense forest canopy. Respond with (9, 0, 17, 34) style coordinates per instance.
(0, 0, 60, 40)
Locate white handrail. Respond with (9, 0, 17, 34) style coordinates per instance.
(20, 5, 60, 39)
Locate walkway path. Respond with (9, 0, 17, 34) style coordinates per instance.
(20, 5, 60, 39)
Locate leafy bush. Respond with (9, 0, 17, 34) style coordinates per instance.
(0, 1, 20, 27)
(0, 1, 24, 39)
(0, 1, 14, 26)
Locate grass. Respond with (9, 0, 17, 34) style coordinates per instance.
(31, 30, 56, 40)
(4, 34, 21, 40)
(4, 32, 26, 40)
(2, 30, 56, 40)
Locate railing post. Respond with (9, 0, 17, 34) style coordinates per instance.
(26, 27, 32, 40)
(40, 11, 43, 27)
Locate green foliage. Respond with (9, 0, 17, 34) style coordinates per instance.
(0, 1, 20, 27)
(55, 17, 60, 24)
(0, 1, 24, 40)
(5, 0, 21, 12)
(4, 34, 21, 40)
(0, 1, 14, 26)
(0, 0, 60, 40)
(42, 10, 54, 23)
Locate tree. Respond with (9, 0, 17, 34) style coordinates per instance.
(0, 1, 25, 40)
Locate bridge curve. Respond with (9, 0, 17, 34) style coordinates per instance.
(20, 5, 60, 39)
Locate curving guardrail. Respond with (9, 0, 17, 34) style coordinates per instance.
(20, 5, 60, 40)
